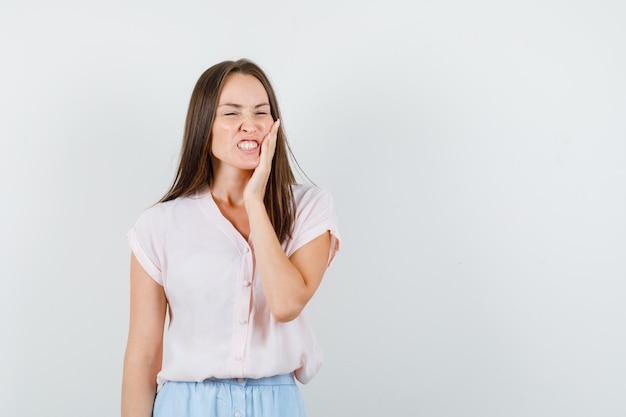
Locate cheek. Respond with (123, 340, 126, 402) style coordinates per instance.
(210, 124, 230, 152)
(260, 119, 274, 134)
(211, 121, 235, 141)
(213, 119, 233, 132)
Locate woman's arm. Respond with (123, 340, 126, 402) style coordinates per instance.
(247, 201, 331, 322)
(121, 253, 167, 417)
(244, 120, 332, 322)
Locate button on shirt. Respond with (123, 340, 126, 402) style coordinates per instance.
(127, 185, 340, 385)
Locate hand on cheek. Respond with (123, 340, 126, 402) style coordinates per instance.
(244, 119, 280, 205)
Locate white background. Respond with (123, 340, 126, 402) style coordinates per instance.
(1, 1, 625, 416)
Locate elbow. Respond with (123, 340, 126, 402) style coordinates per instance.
(270, 299, 306, 323)
(272, 310, 300, 323)
(271, 307, 302, 323)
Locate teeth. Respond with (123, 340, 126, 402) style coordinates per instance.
(238, 141, 258, 150)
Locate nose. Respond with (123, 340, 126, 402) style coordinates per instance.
(240, 114, 257, 133)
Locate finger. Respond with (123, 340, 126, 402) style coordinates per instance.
(262, 119, 280, 143)
(272, 118, 281, 134)
(260, 119, 279, 158)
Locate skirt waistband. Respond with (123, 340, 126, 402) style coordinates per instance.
(204, 373, 295, 386)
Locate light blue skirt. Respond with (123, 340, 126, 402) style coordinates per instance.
(152, 374, 306, 417)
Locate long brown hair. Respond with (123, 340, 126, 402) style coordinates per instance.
(160, 59, 297, 242)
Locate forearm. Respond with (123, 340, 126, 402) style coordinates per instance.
(246, 200, 307, 322)
(121, 353, 160, 417)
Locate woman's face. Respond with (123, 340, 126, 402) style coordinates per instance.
(211, 73, 274, 173)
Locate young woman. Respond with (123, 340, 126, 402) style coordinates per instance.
(121, 59, 340, 417)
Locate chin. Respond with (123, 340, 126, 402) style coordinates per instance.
(237, 161, 260, 171)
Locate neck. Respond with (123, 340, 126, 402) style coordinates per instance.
(210, 162, 252, 206)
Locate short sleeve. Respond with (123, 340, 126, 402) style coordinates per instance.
(287, 187, 341, 267)
(127, 207, 165, 285)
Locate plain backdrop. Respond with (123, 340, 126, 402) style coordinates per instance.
(1, 1, 625, 416)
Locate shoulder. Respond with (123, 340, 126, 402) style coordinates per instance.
(291, 184, 334, 208)
(133, 192, 205, 228)
(134, 199, 174, 224)
(284, 184, 340, 258)
(290, 184, 337, 227)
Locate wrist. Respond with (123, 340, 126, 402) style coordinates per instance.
(244, 198, 266, 213)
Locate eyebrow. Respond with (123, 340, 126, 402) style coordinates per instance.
(217, 103, 270, 108)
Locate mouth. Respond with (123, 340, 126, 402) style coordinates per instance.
(237, 140, 259, 151)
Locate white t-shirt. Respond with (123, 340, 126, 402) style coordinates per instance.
(127, 184, 340, 384)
